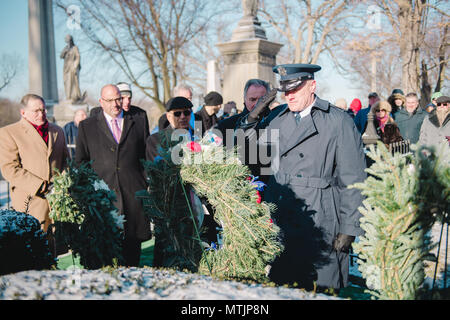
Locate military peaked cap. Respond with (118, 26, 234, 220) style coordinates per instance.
(273, 63, 321, 92)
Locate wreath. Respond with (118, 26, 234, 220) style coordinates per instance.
(138, 130, 283, 283)
(47, 160, 124, 269)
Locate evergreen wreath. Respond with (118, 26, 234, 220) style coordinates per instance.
(47, 160, 124, 269)
(138, 131, 283, 283)
(350, 141, 449, 299)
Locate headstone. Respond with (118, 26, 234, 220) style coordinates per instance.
(217, 0, 282, 111)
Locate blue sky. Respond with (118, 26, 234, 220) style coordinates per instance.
(0, 0, 362, 106)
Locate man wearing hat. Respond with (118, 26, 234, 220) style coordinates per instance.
(354, 92, 380, 134)
(146, 96, 202, 266)
(90, 82, 149, 134)
(76, 84, 150, 266)
(237, 64, 366, 291)
(146, 96, 200, 162)
(419, 95, 450, 148)
(424, 92, 442, 113)
(195, 91, 223, 134)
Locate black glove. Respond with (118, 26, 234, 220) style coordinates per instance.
(247, 88, 278, 123)
(332, 233, 355, 253)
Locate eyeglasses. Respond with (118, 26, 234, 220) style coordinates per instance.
(173, 110, 191, 117)
(375, 109, 387, 112)
(27, 108, 47, 114)
(437, 103, 448, 107)
(102, 97, 123, 104)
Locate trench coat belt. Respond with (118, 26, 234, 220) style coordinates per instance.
(277, 174, 338, 189)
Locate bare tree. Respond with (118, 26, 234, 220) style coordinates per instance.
(343, 34, 403, 100)
(259, 0, 356, 65)
(56, 0, 226, 112)
(374, 0, 449, 95)
(0, 53, 22, 93)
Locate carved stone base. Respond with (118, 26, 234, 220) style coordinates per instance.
(217, 39, 282, 111)
(50, 100, 89, 128)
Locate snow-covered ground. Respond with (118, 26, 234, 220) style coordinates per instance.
(0, 267, 341, 300)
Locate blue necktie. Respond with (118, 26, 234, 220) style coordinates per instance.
(294, 112, 301, 125)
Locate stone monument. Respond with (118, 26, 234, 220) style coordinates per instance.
(28, 0, 59, 108)
(60, 34, 83, 103)
(53, 34, 88, 127)
(216, 0, 282, 110)
(28, 1, 88, 127)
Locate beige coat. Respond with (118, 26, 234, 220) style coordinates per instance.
(0, 118, 69, 231)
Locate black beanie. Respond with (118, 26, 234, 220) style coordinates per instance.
(204, 91, 223, 106)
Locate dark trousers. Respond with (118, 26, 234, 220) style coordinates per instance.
(123, 237, 142, 267)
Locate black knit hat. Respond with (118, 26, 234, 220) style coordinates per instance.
(165, 96, 193, 111)
(391, 88, 404, 96)
(204, 91, 223, 106)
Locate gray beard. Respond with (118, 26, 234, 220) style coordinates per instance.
(436, 108, 449, 126)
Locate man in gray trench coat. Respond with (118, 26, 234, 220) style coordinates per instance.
(237, 64, 367, 291)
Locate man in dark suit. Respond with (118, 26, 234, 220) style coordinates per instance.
(76, 84, 150, 266)
(215, 79, 270, 146)
(90, 82, 150, 134)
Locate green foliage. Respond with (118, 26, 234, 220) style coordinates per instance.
(180, 143, 282, 283)
(0, 209, 56, 275)
(138, 132, 283, 283)
(137, 131, 203, 272)
(47, 160, 124, 269)
(350, 142, 449, 300)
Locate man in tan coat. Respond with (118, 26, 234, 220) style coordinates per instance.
(0, 94, 69, 233)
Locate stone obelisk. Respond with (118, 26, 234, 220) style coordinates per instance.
(28, 0, 59, 109)
(217, 0, 282, 111)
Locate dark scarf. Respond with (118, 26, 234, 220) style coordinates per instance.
(30, 120, 49, 145)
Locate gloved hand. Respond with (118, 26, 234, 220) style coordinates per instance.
(332, 233, 355, 253)
(247, 88, 278, 123)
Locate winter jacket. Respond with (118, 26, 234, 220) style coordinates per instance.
(419, 110, 450, 148)
(393, 107, 426, 144)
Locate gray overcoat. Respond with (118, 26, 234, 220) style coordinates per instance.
(240, 96, 366, 289)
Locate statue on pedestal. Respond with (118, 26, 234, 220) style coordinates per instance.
(242, 0, 259, 17)
(60, 35, 83, 103)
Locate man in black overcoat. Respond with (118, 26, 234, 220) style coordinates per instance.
(90, 82, 150, 134)
(237, 64, 367, 291)
(76, 84, 150, 266)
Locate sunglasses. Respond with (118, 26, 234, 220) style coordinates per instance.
(375, 109, 387, 112)
(173, 110, 191, 117)
(437, 103, 448, 107)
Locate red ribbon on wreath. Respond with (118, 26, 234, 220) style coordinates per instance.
(187, 141, 202, 152)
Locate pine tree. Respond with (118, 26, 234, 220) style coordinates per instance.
(351, 142, 449, 299)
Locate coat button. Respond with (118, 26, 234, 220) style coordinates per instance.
(299, 153, 304, 158)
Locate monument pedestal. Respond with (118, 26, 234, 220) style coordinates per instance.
(217, 39, 282, 111)
(217, 8, 282, 111)
(51, 101, 89, 127)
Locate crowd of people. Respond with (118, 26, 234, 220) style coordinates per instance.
(0, 62, 448, 292)
(334, 89, 449, 149)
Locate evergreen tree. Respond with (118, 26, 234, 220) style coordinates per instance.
(351, 142, 449, 299)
